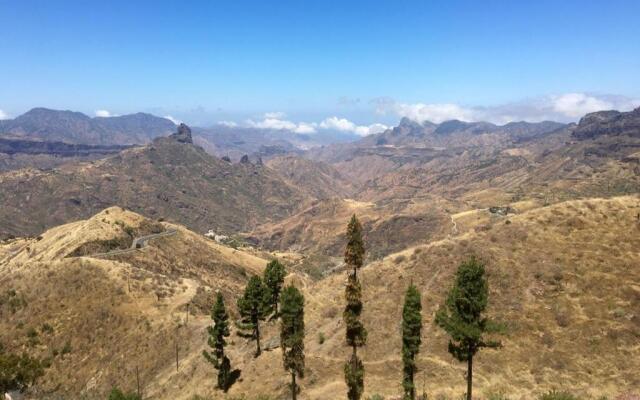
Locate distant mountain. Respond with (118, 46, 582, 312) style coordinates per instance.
(0, 107, 176, 145)
(0, 137, 133, 156)
(363, 117, 566, 148)
(0, 124, 310, 238)
(572, 107, 640, 140)
(194, 124, 359, 161)
(307, 118, 566, 166)
(0, 137, 134, 172)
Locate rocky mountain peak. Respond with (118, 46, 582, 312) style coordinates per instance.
(169, 123, 193, 143)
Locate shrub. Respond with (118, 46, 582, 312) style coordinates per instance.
(367, 395, 385, 400)
(41, 323, 54, 335)
(0, 351, 45, 393)
(487, 391, 511, 400)
(539, 390, 579, 400)
(108, 388, 141, 400)
(318, 332, 325, 345)
(61, 340, 72, 356)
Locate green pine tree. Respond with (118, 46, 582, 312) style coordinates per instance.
(344, 352, 364, 400)
(343, 215, 366, 400)
(435, 256, 502, 400)
(237, 275, 271, 357)
(202, 292, 233, 391)
(344, 214, 365, 277)
(280, 285, 305, 400)
(344, 275, 367, 348)
(402, 284, 423, 400)
(264, 259, 287, 315)
(108, 388, 142, 400)
(0, 344, 45, 395)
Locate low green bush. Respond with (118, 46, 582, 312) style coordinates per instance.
(539, 390, 579, 400)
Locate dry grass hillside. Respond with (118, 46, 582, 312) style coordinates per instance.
(266, 155, 356, 199)
(0, 207, 271, 399)
(3, 197, 638, 399)
(250, 197, 452, 262)
(225, 196, 640, 400)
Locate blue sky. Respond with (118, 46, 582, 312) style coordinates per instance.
(1, 0, 639, 134)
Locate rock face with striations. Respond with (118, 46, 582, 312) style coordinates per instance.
(169, 123, 193, 144)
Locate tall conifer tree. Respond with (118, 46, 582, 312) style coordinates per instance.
(264, 259, 287, 315)
(343, 215, 366, 400)
(280, 285, 305, 400)
(435, 256, 501, 400)
(237, 276, 271, 357)
(402, 284, 422, 400)
(202, 292, 232, 391)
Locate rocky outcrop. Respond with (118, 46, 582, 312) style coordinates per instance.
(573, 107, 640, 140)
(169, 123, 193, 144)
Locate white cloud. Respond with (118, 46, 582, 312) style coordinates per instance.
(319, 116, 357, 131)
(247, 117, 298, 131)
(94, 109, 113, 117)
(392, 103, 475, 124)
(218, 120, 238, 127)
(365, 123, 390, 135)
(163, 115, 182, 125)
(551, 93, 614, 118)
(376, 93, 640, 124)
(243, 114, 388, 137)
(294, 122, 317, 134)
(246, 116, 318, 134)
(319, 116, 388, 136)
(264, 111, 286, 119)
(0, 109, 10, 120)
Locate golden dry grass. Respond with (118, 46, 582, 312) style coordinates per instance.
(2, 197, 639, 399)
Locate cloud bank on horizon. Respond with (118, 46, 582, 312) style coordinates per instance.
(375, 93, 640, 125)
(212, 92, 639, 137)
(242, 113, 389, 137)
(3, 93, 637, 137)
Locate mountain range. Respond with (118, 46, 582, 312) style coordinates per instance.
(0, 108, 176, 145)
(0, 124, 309, 239)
(1, 106, 639, 399)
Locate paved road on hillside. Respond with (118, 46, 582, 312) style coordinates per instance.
(91, 229, 178, 258)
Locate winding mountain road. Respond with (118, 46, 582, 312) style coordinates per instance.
(91, 228, 178, 258)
